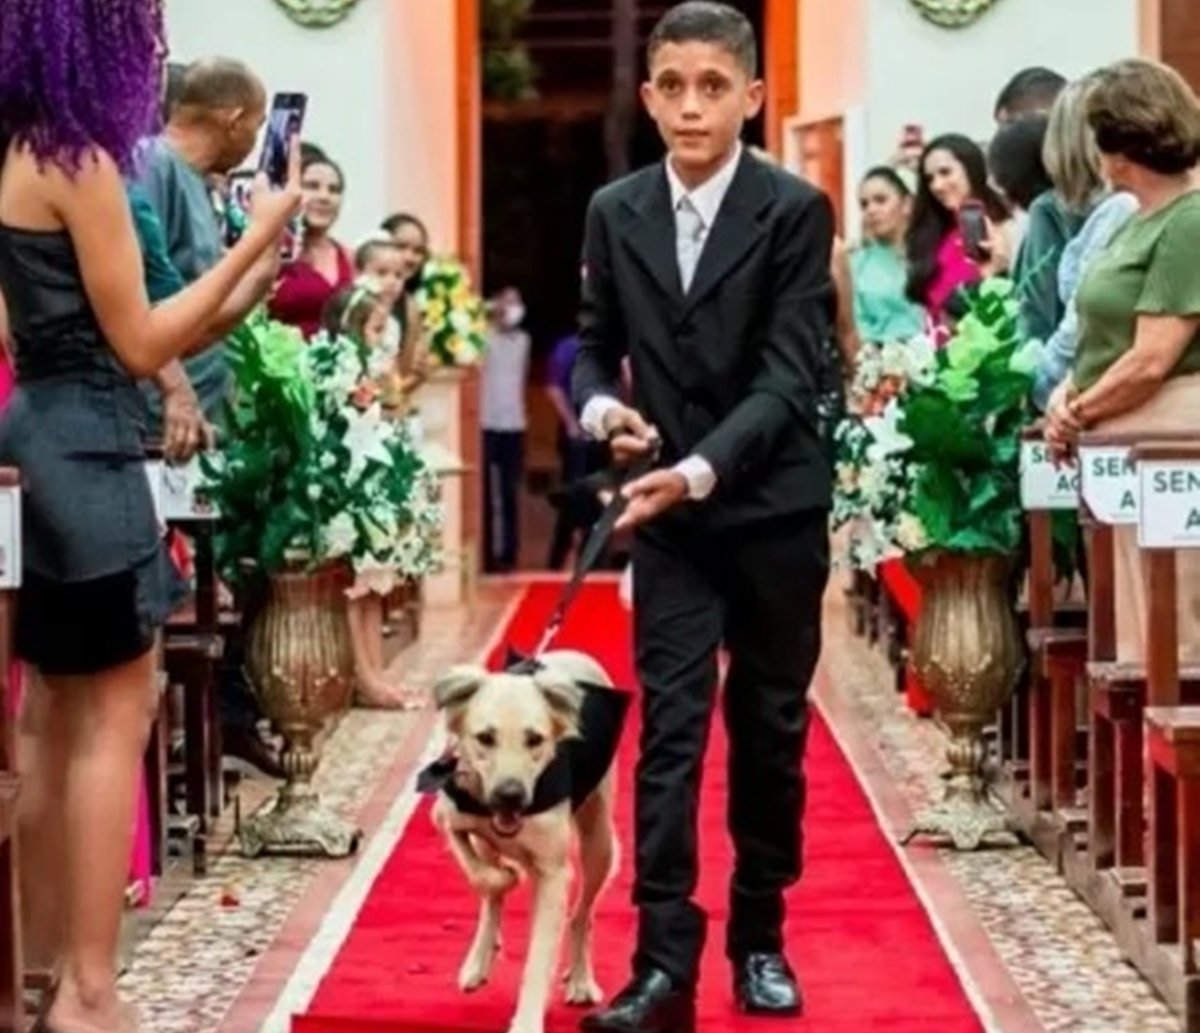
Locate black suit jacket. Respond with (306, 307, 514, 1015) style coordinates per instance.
(572, 150, 837, 530)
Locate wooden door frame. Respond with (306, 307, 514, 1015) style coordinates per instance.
(765, 0, 801, 157)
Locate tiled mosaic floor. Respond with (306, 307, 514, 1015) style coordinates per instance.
(115, 579, 1180, 1033)
(116, 584, 519, 1033)
(819, 585, 1177, 1033)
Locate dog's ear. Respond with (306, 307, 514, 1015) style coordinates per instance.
(533, 671, 584, 740)
(432, 665, 487, 733)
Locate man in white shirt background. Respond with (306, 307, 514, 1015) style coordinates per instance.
(481, 286, 532, 573)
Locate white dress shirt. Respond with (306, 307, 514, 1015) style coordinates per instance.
(580, 144, 743, 501)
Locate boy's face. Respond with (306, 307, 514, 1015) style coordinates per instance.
(641, 41, 763, 180)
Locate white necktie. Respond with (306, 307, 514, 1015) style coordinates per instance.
(676, 196, 706, 293)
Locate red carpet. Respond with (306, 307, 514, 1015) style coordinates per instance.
(293, 581, 984, 1032)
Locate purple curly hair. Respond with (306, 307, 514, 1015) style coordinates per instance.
(0, 0, 166, 173)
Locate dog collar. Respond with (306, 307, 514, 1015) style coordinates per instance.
(417, 652, 631, 821)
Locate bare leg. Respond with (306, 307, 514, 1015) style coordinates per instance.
(348, 597, 406, 708)
(18, 669, 70, 975)
(47, 646, 159, 1033)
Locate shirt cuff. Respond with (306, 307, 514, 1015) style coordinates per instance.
(673, 454, 717, 501)
(580, 395, 623, 440)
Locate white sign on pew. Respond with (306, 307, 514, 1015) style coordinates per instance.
(1020, 440, 1079, 510)
(1079, 446, 1138, 525)
(144, 457, 219, 528)
(1138, 461, 1200, 549)
(0, 487, 21, 591)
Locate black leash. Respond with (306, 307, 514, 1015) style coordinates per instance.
(527, 444, 660, 659)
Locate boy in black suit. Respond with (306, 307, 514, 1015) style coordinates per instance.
(572, 4, 835, 1031)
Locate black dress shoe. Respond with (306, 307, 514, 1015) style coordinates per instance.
(580, 969, 695, 1033)
(223, 725, 286, 779)
(733, 952, 804, 1016)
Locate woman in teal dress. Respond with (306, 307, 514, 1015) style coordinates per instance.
(849, 167, 927, 344)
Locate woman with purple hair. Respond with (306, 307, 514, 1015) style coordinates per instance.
(0, 2, 301, 1031)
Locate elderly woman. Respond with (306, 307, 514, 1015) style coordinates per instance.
(1045, 58, 1200, 664)
(0, 1, 299, 1029)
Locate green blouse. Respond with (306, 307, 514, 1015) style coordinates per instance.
(849, 242, 926, 344)
(1074, 190, 1200, 392)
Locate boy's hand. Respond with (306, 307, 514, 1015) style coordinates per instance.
(616, 470, 688, 531)
(601, 404, 659, 466)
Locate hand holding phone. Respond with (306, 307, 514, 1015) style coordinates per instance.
(958, 200, 990, 263)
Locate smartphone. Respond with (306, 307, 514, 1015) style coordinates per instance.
(901, 123, 925, 149)
(958, 200, 989, 263)
(258, 92, 308, 187)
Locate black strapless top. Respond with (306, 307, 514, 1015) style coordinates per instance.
(0, 225, 159, 582)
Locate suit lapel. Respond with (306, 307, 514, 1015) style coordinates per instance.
(621, 167, 683, 305)
(683, 153, 773, 315)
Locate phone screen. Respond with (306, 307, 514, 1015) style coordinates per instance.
(958, 201, 988, 263)
(258, 92, 308, 186)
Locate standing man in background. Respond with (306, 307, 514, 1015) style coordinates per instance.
(481, 286, 532, 573)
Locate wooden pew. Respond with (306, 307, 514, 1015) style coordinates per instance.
(147, 453, 227, 877)
(1007, 433, 1087, 855)
(1084, 439, 1200, 1027)
(0, 469, 21, 1033)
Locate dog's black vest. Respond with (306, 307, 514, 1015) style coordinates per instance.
(417, 656, 630, 817)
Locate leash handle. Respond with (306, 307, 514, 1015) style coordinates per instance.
(534, 442, 660, 658)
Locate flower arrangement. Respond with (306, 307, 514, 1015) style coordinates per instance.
(415, 256, 488, 368)
(201, 310, 443, 583)
(833, 278, 1039, 572)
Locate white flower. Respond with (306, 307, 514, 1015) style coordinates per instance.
(858, 461, 889, 507)
(863, 399, 913, 465)
(342, 404, 394, 481)
(323, 512, 357, 558)
(307, 483, 322, 501)
(896, 512, 928, 551)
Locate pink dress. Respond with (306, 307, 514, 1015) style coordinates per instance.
(924, 228, 982, 330)
(268, 244, 355, 339)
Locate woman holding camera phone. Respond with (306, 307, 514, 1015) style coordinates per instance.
(905, 133, 1013, 330)
(0, 1, 301, 1028)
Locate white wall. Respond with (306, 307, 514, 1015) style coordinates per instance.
(863, 0, 1139, 165)
(164, 0, 459, 249)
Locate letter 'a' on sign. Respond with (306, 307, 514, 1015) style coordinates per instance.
(1138, 459, 1200, 549)
(1020, 439, 1079, 511)
(0, 486, 20, 591)
(1079, 446, 1138, 525)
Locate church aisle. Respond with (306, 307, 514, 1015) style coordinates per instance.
(115, 582, 1178, 1033)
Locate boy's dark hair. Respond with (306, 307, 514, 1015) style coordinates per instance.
(987, 114, 1052, 211)
(647, 2, 758, 78)
(994, 67, 1067, 120)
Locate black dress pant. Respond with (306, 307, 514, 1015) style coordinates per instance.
(482, 429, 524, 572)
(547, 430, 606, 570)
(630, 510, 829, 987)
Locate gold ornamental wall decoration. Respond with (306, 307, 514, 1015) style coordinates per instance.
(908, 0, 1002, 28)
(274, 0, 361, 28)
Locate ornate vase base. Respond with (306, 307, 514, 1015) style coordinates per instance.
(239, 790, 361, 859)
(901, 794, 1021, 851)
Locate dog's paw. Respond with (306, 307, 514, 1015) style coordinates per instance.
(469, 864, 518, 896)
(457, 953, 492, 993)
(562, 970, 603, 1006)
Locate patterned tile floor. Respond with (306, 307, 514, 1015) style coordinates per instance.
(113, 578, 1179, 1033)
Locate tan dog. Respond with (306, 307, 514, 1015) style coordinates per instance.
(429, 650, 621, 1033)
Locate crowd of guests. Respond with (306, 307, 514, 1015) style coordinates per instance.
(839, 59, 1200, 668)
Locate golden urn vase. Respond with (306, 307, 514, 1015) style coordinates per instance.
(239, 562, 361, 859)
(901, 550, 1023, 850)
